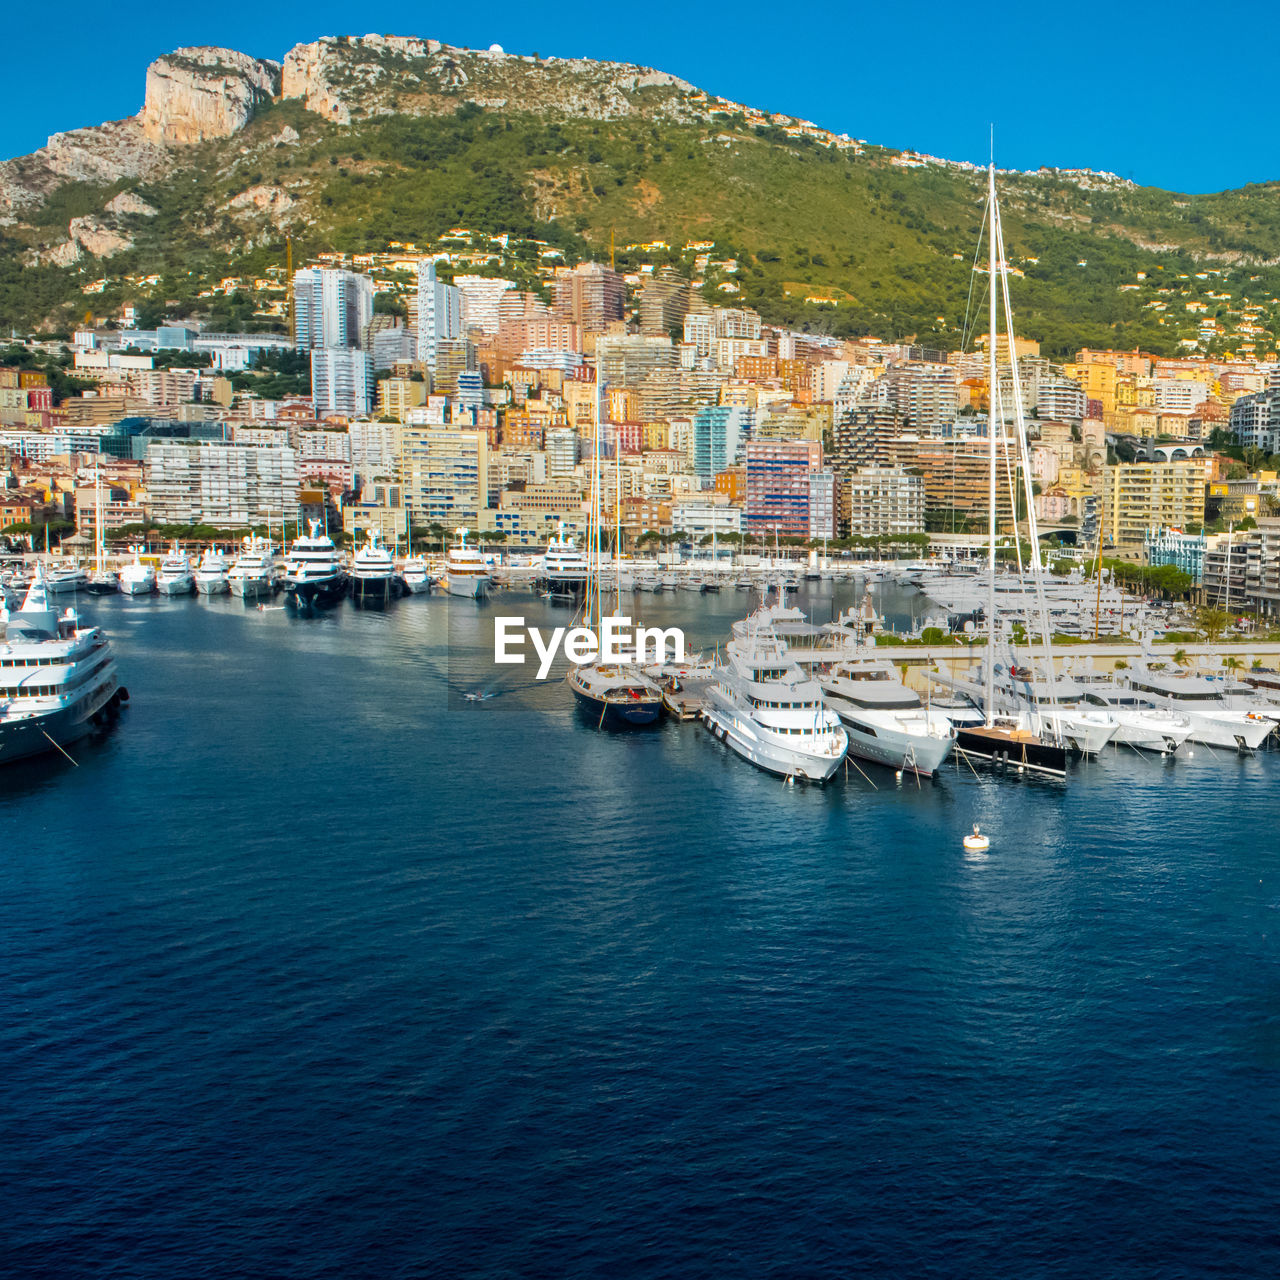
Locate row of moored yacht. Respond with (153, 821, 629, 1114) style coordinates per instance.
(567, 588, 1280, 785)
(21, 525, 501, 607)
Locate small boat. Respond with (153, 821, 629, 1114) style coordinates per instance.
(401, 556, 434, 595)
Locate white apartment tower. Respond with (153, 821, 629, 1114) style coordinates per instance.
(311, 349, 374, 418)
(292, 268, 374, 351)
(416, 259, 463, 367)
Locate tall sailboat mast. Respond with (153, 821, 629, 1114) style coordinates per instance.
(985, 161, 998, 726)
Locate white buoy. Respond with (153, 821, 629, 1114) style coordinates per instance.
(963, 824, 990, 853)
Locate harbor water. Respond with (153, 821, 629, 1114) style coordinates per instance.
(5, 586, 1280, 1277)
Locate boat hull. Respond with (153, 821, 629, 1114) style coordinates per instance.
(157, 576, 195, 596)
(0, 680, 125, 767)
(195, 578, 229, 595)
(837, 716, 954, 775)
(954, 725, 1068, 778)
(701, 704, 845, 782)
(285, 576, 348, 610)
(351, 573, 399, 604)
(447, 574, 489, 599)
(118, 577, 155, 595)
(228, 576, 272, 599)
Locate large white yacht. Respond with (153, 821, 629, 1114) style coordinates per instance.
(156, 544, 195, 596)
(819, 656, 955, 775)
(283, 522, 347, 609)
(44, 562, 88, 595)
(1075, 683, 1192, 754)
(703, 629, 848, 782)
(194, 548, 230, 595)
(1115, 665, 1274, 751)
(226, 536, 278, 600)
(445, 529, 490, 599)
(540, 524, 589, 595)
(350, 530, 398, 604)
(0, 567, 126, 764)
(118, 548, 156, 596)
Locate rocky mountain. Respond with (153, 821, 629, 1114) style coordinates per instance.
(3, 34, 1280, 357)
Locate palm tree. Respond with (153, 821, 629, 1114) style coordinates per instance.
(1223, 656, 1244, 676)
(1172, 648, 1189, 669)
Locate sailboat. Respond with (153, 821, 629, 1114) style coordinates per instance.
(566, 372, 664, 726)
(945, 160, 1069, 779)
(85, 463, 118, 594)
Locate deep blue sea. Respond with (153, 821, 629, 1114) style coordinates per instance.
(4, 583, 1280, 1279)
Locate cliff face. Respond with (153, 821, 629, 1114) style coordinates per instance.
(140, 47, 281, 144)
(279, 34, 696, 126)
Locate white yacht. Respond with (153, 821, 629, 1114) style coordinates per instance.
(227, 536, 278, 600)
(156, 544, 195, 596)
(1116, 666, 1274, 751)
(0, 567, 126, 764)
(445, 529, 490, 599)
(283, 522, 347, 609)
(118, 548, 156, 596)
(1075, 683, 1192, 754)
(540, 524, 588, 595)
(703, 629, 848, 782)
(819, 656, 955, 775)
(194, 549, 230, 595)
(44, 562, 88, 595)
(350, 530, 398, 604)
(400, 556, 434, 595)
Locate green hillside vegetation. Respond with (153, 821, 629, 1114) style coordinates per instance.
(5, 94, 1280, 360)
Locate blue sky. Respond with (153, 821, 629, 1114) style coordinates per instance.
(4, 1, 1276, 194)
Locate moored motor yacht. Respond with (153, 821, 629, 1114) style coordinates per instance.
(819, 655, 954, 775)
(445, 529, 490, 599)
(1115, 665, 1274, 751)
(350, 530, 399, 604)
(400, 556, 434, 595)
(702, 627, 847, 782)
(194, 548, 230, 595)
(540, 523, 588, 595)
(118, 548, 156, 596)
(156, 544, 195, 596)
(43, 562, 88, 595)
(0, 566, 127, 764)
(283, 521, 347, 609)
(227, 536, 278, 600)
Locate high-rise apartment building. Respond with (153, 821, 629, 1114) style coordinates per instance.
(845, 466, 925, 537)
(692, 405, 751, 481)
(144, 441, 299, 527)
(453, 275, 515, 335)
(292, 268, 374, 351)
(416, 259, 463, 367)
(400, 426, 489, 527)
(552, 263, 625, 333)
(311, 349, 373, 418)
(744, 440, 822, 537)
(639, 267, 692, 336)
